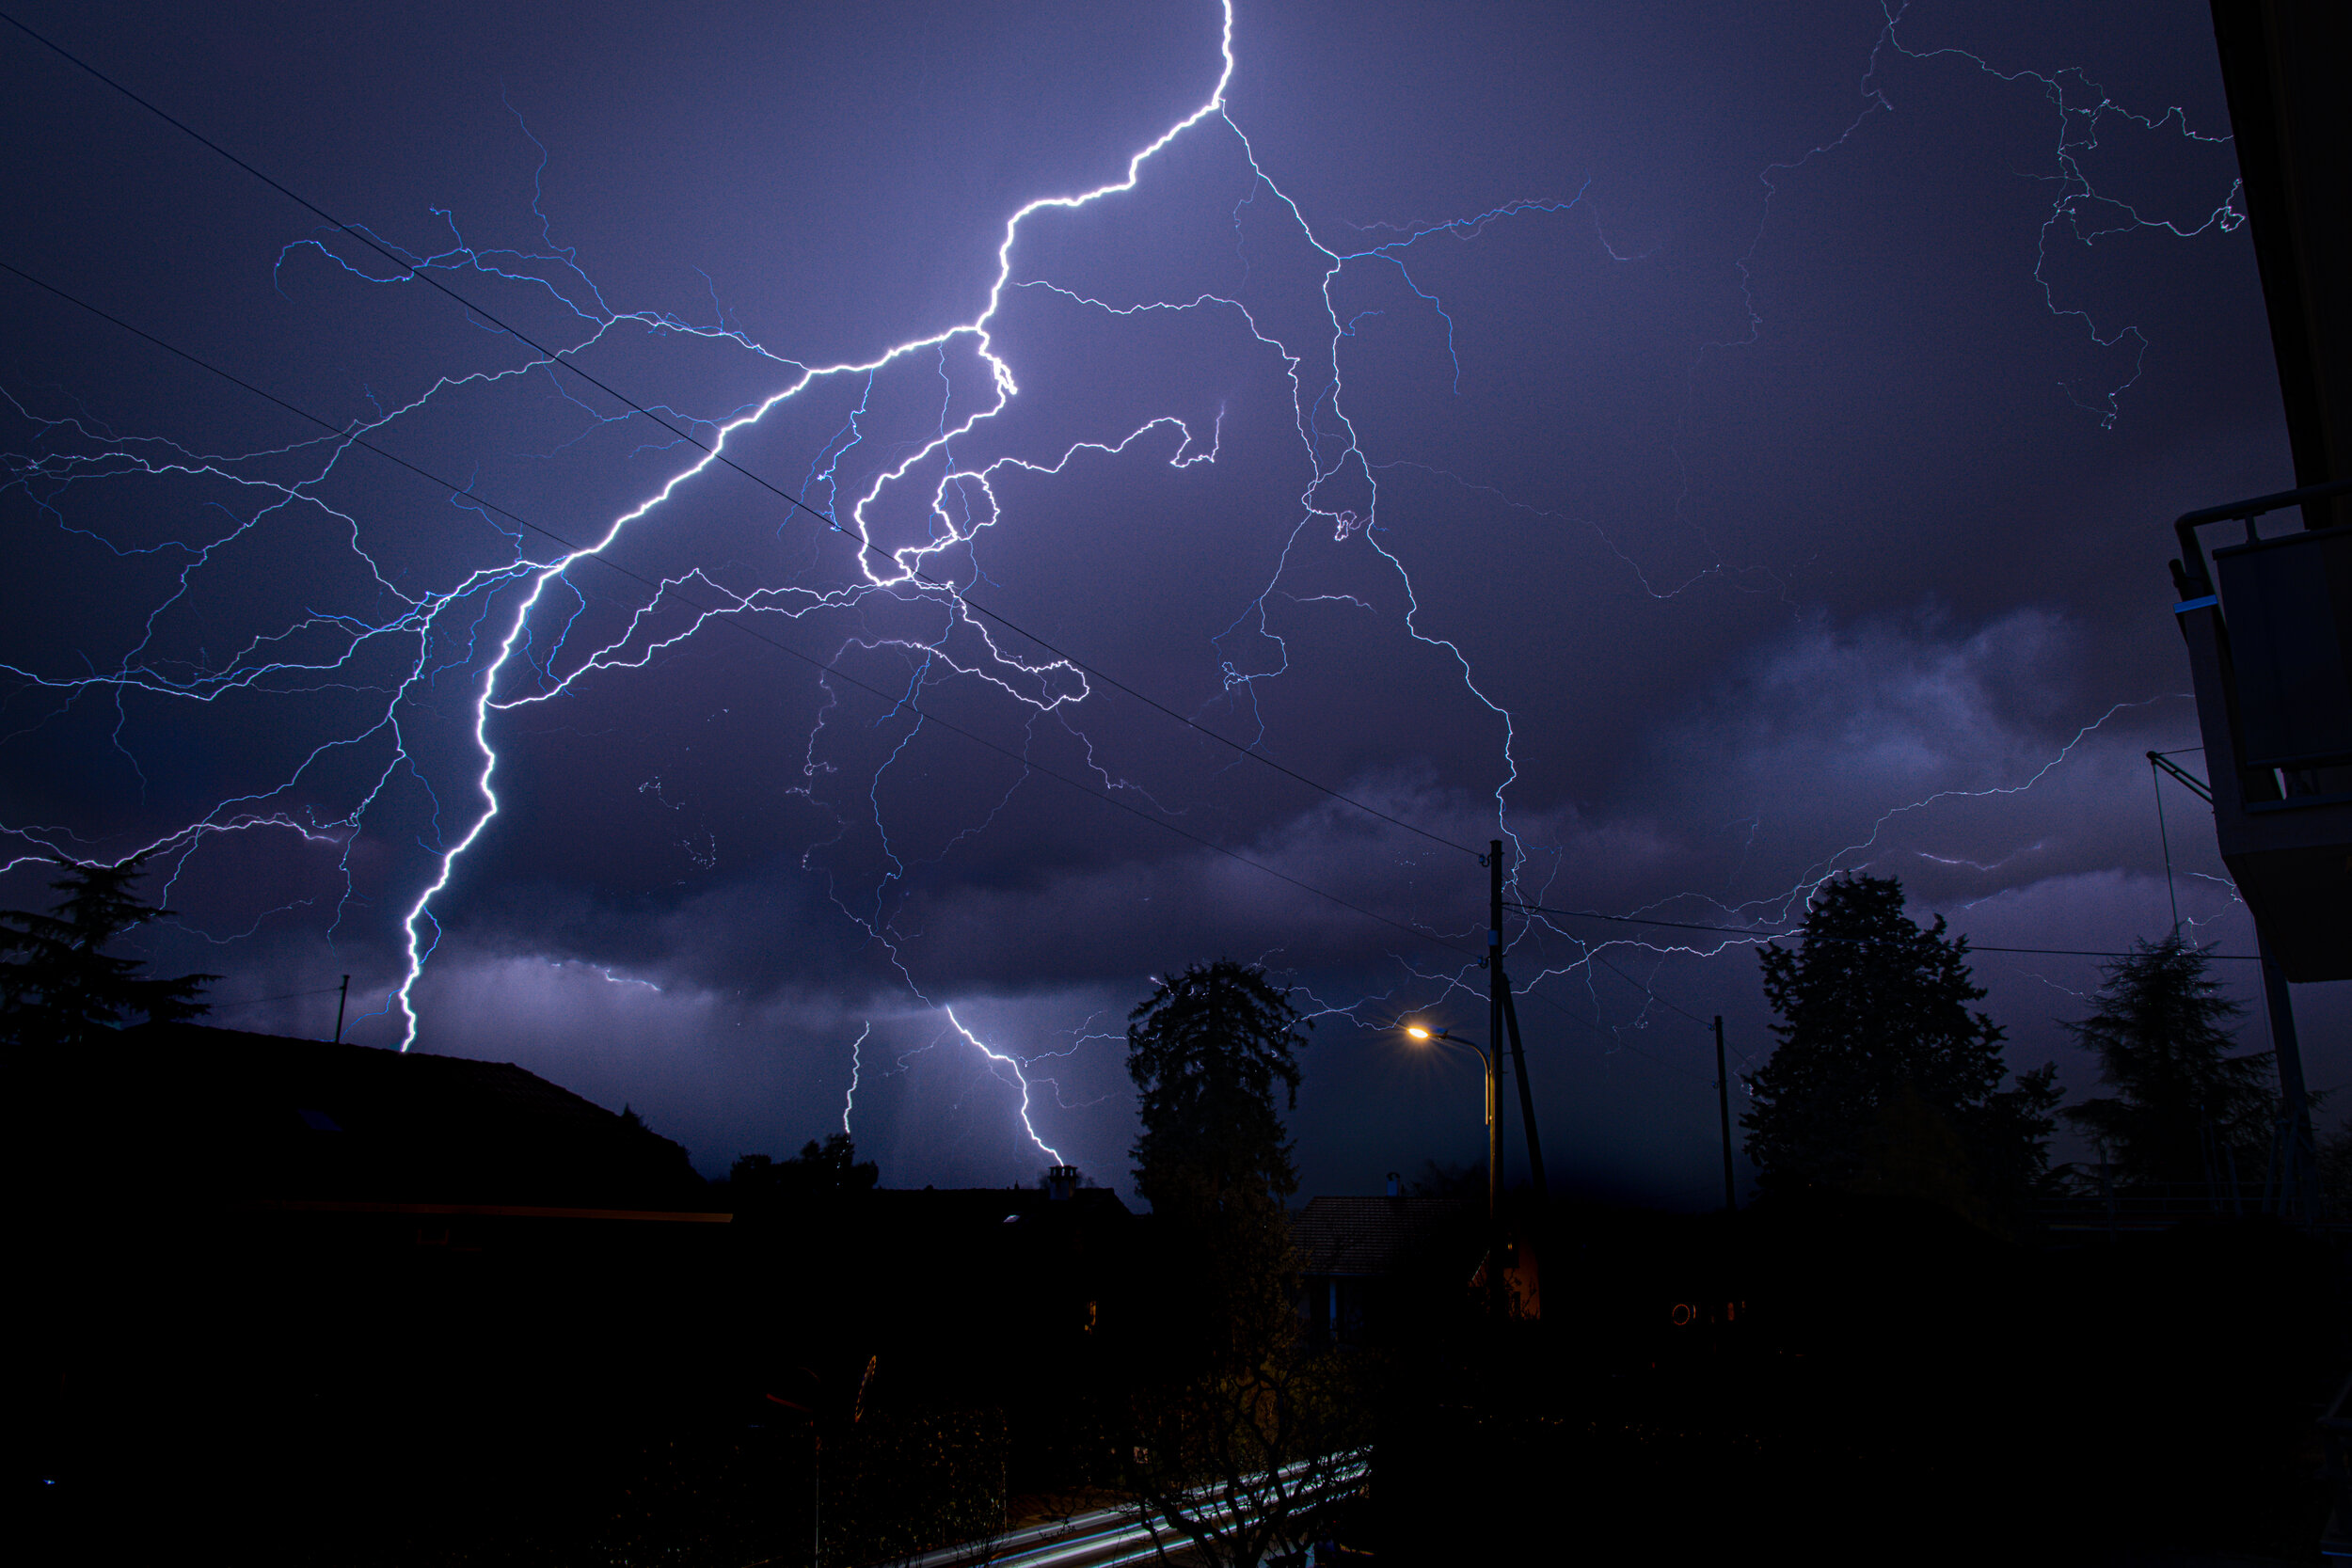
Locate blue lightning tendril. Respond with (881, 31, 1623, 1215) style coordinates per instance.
(0, 0, 2246, 1171)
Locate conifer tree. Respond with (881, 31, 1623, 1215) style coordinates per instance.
(0, 856, 216, 1051)
(1745, 873, 2059, 1214)
(1126, 958, 1306, 1223)
(2061, 935, 2270, 1187)
(1120, 960, 1352, 1568)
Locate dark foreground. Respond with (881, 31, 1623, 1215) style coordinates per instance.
(1373, 1200, 2348, 1564)
(24, 1192, 2349, 1566)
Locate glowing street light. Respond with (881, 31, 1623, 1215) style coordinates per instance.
(1402, 1020, 1502, 1319)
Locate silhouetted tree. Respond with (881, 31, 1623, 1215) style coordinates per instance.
(2061, 936, 2270, 1188)
(1120, 960, 1354, 1568)
(730, 1132, 879, 1211)
(1124, 957, 1308, 1378)
(1745, 874, 2059, 1218)
(1128, 958, 1305, 1222)
(0, 856, 216, 1052)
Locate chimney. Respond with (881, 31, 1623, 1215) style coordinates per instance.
(1385, 1171, 1401, 1198)
(1048, 1164, 1078, 1200)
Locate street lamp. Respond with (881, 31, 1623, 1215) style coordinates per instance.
(1403, 1021, 1502, 1320)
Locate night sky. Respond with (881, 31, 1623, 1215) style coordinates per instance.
(5, 0, 2342, 1205)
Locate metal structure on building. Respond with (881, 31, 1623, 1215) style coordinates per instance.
(2161, 2, 2349, 1221)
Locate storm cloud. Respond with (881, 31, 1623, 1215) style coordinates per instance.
(4, 0, 2339, 1198)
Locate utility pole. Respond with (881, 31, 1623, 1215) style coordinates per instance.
(2259, 934, 2317, 1221)
(333, 974, 350, 1044)
(1497, 982, 1547, 1201)
(1713, 1016, 1736, 1212)
(1486, 840, 1505, 1322)
(2147, 750, 2318, 1220)
(1486, 839, 1548, 1202)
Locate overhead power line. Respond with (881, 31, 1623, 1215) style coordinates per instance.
(1, 254, 1718, 1077)
(202, 985, 345, 1012)
(24, 12, 2124, 1069)
(1506, 900, 2262, 962)
(0, 8, 1477, 863)
(0, 256, 1481, 972)
(0, 15, 1767, 1067)
(1581, 948, 1713, 1030)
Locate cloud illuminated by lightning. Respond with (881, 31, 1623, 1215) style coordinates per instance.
(0, 0, 2254, 1172)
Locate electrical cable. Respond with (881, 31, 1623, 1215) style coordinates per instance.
(3, 255, 1728, 1085)
(0, 17, 2023, 1073)
(0, 8, 1480, 862)
(1578, 949, 1714, 1031)
(0, 257, 1484, 970)
(16, 12, 2146, 1051)
(0, 236, 2148, 1096)
(1508, 976, 1713, 1076)
(1505, 899, 2261, 961)
(200, 985, 345, 1011)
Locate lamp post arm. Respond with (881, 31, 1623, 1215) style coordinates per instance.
(1418, 1023, 1502, 1319)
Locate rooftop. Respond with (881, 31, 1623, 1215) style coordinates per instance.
(1291, 1195, 1474, 1277)
(96, 1022, 709, 1211)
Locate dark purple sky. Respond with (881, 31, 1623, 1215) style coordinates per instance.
(4, 1, 2340, 1203)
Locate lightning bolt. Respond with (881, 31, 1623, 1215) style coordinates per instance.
(842, 1022, 868, 1137)
(1871, 1, 2244, 428)
(942, 1005, 1063, 1164)
(0, 0, 2249, 1170)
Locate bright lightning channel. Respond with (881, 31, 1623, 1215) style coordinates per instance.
(0, 0, 2247, 1164)
(382, 3, 1247, 1061)
(842, 1022, 868, 1137)
(943, 1006, 1063, 1164)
